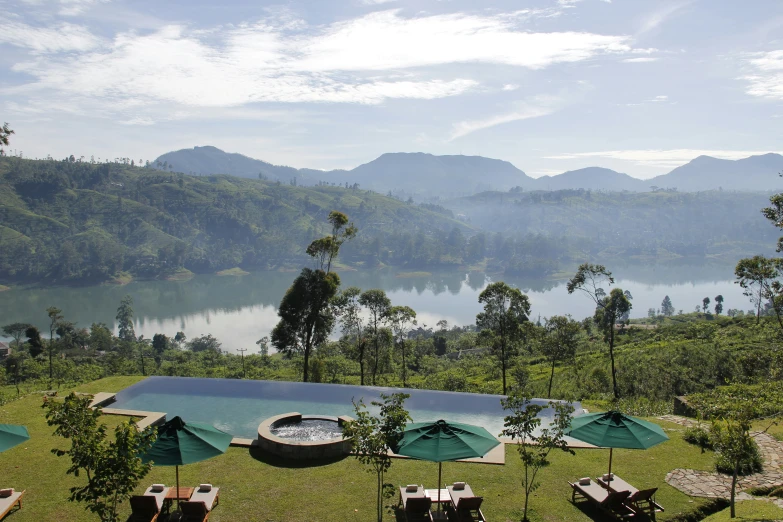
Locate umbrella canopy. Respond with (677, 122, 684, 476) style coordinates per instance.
(0, 424, 30, 453)
(393, 420, 500, 462)
(142, 416, 232, 466)
(141, 416, 232, 509)
(392, 420, 500, 512)
(566, 410, 668, 477)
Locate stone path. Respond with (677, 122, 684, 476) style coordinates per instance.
(660, 414, 783, 508)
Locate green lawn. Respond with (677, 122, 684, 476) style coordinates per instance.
(0, 377, 740, 521)
(702, 500, 783, 521)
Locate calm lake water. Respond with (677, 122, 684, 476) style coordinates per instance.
(0, 263, 751, 353)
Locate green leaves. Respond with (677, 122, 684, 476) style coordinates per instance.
(43, 392, 156, 522)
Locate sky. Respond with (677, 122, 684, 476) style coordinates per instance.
(1, 0, 782, 179)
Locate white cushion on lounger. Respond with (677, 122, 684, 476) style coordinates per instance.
(190, 486, 219, 511)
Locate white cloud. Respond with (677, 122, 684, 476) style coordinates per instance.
(21, 0, 111, 16)
(359, 0, 397, 4)
(652, 95, 668, 102)
(741, 50, 783, 101)
(5, 9, 636, 117)
(637, 2, 691, 36)
(546, 149, 779, 168)
(450, 96, 560, 140)
(0, 21, 100, 52)
(502, 84, 520, 91)
(622, 57, 658, 63)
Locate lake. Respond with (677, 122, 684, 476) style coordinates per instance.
(0, 262, 751, 353)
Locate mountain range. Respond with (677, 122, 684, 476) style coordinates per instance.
(154, 146, 783, 195)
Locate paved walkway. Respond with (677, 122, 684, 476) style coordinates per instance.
(660, 415, 783, 507)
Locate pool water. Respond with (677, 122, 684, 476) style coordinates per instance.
(112, 377, 581, 439)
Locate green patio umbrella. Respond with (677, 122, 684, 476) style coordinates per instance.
(392, 420, 500, 513)
(0, 424, 30, 453)
(141, 416, 232, 509)
(565, 410, 669, 477)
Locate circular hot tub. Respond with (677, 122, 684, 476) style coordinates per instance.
(257, 412, 353, 461)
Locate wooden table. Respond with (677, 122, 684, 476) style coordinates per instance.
(425, 489, 450, 505)
(166, 487, 194, 502)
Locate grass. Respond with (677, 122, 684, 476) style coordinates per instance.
(0, 378, 733, 522)
(215, 267, 250, 277)
(106, 272, 133, 285)
(702, 500, 783, 520)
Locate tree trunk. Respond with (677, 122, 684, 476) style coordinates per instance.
(548, 358, 556, 399)
(140, 346, 146, 376)
(501, 341, 507, 395)
(730, 462, 738, 518)
(303, 330, 311, 383)
(359, 343, 365, 386)
(401, 339, 406, 387)
(609, 318, 619, 400)
(757, 285, 763, 324)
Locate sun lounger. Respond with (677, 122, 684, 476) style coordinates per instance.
(597, 475, 664, 516)
(180, 500, 211, 522)
(142, 485, 170, 514)
(0, 490, 24, 521)
(447, 483, 486, 522)
(189, 485, 220, 511)
(399, 485, 425, 509)
(569, 479, 634, 520)
(127, 494, 164, 522)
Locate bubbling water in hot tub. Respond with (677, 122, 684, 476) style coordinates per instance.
(269, 418, 343, 442)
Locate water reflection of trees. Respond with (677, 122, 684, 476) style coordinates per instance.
(0, 261, 741, 337)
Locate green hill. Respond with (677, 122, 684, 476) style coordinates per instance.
(0, 157, 471, 284)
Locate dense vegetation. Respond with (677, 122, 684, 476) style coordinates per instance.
(1, 157, 776, 285)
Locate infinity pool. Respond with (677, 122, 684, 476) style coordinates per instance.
(112, 377, 582, 439)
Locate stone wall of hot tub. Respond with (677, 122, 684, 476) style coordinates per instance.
(257, 412, 354, 460)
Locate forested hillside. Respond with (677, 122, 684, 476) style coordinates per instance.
(0, 157, 470, 284)
(447, 188, 778, 262)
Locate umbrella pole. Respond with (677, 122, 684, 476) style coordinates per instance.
(608, 448, 613, 479)
(176, 465, 180, 511)
(437, 462, 442, 515)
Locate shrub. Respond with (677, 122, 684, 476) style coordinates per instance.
(683, 426, 713, 451)
(714, 437, 764, 475)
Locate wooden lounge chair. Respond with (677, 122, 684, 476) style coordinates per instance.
(127, 494, 163, 522)
(398, 485, 433, 522)
(597, 475, 664, 516)
(447, 483, 486, 522)
(189, 485, 220, 511)
(180, 501, 211, 522)
(0, 490, 24, 521)
(569, 479, 635, 520)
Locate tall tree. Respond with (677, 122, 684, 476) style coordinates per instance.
(272, 268, 340, 383)
(660, 295, 675, 317)
(386, 305, 417, 387)
(0, 122, 13, 151)
(567, 264, 630, 399)
(593, 288, 631, 399)
(359, 289, 391, 385)
(734, 255, 781, 323)
(46, 306, 64, 380)
(702, 297, 711, 314)
(333, 287, 369, 385)
(476, 281, 531, 395)
(540, 315, 581, 399)
(115, 296, 135, 342)
(25, 325, 44, 357)
(271, 212, 355, 382)
(305, 211, 357, 273)
(2, 322, 32, 348)
(714, 294, 724, 315)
